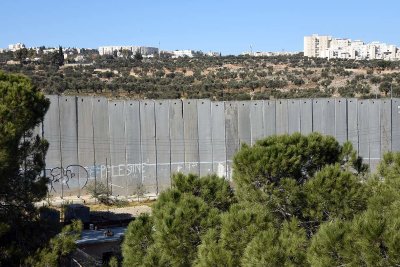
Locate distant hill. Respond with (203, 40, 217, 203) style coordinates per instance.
(1, 52, 400, 100)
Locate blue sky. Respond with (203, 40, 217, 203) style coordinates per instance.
(1, 0, 399, 55)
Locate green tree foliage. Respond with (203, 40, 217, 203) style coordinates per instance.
(26, 220, 83, 267)
(86, 180, 112, 204)
(194, 229, 234, 267)
(151, 191, 220, 266)
(304, 164, 368, 223)
(14, 48, 28, 63)
(308, 152, 400, 266)
(3, 51, 400, 99)
(0, 71, 50, 266)
(122, 173, 233, 267)
(241, 220, 308, 267)
(232, 133, 366, 207)
(219, 203, 276, 265)
(172, 173, 236, 211)
(122, 134, 400, 266)
(134, 50, 143, 61)
(122, 214, 154, 267)
(51, 46, 64, 67)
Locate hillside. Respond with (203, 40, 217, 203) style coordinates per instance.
(1, 52, 400, 100)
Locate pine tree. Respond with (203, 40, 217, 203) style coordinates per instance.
(0, 71, 50, 265)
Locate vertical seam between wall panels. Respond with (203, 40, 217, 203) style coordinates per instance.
(168, 101, 172, 187)
(299, 100, 302, 134)
(182, 100, 186, 176)
(334, 100, 337, 139)
(196, 101, 200, 177)
(311, 99, 314, 133)
(346, 99, 348, 142)
(391, 99, 393, 152)
(167, 102, 171, 188)
(91, 98, 96, 199)
(139, 102, 143, 186)
(58, 96, 63, 199)
(75, 97, 80, 197)
(357, 99, 360, 156)
(123, 101, 127, 197)
(107, 99, 112, 196)
(224, 101, 228, 179)
(379, 100, 381, 164)
(210, 103, 214, 173)
(153, 101, 158, 195)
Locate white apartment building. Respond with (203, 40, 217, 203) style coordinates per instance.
(8, 43, 26, 51)
(304, 35, 332, 57)
(172, 50, 195, 58)
(304, 34, 400, 60)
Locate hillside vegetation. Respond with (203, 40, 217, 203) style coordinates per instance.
(1, 50, 400, 100)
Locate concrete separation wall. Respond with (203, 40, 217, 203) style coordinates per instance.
(42, 96, 400, 197)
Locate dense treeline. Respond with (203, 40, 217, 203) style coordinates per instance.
(122, 133, 400, 266)
(0, 71, 82, 266)
(1, 50, 400, 99)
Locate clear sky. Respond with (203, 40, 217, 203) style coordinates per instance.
(1, 0, 399, 55)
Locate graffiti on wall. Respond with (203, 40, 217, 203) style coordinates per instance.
(45, 161, 229, 193)
(46, 165, 89, 193)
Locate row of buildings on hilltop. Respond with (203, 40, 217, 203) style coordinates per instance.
(1, 43, 220, 60)
(241, 51, 298, 57)
(98, 45, 159, 57)
(304, 34, 400, 60)
(98, 45, 220, 58)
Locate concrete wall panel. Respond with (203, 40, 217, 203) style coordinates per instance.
(140, 100, 157, 195)
(288, 99, 300, 134)
(300, 99, 313, 135)
(312, 99, 323, 134)
(335, 99, 347, 144)
(276, 100, 288, 134)
(155, 100, 171, 191)
(198, 99, 213, 177)
(108, 100, 126, 196)
(92, 97, 110, 189)
(324, 99, 335, 136)
(238, 101, 251, 146)
(59, 96, 79, 196)
(347, 99, 359, 154)
(381, 99, 392, 155)
(392, 98, 400, 152)
(250, 100, 264, 145)
(43, 95, 62, 195)
(77, 96, 94, 196)
(183, 100, 200, 175)
(263, 100, 276, 136)
(211, 102, 226, 177)
(169, 100, 185, 175)
(225, 102, 238, 179)
(313, 99, 335, 136)
(125, 100, 142, 195)
(368, 99, 381, 169)
(357, 100, 369, 159)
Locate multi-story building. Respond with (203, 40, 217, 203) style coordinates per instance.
(8, 43, 25, 51)
(304, 34, 400, 60)
(172, 50, 196, 58)
(304, 34, 332, 57)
